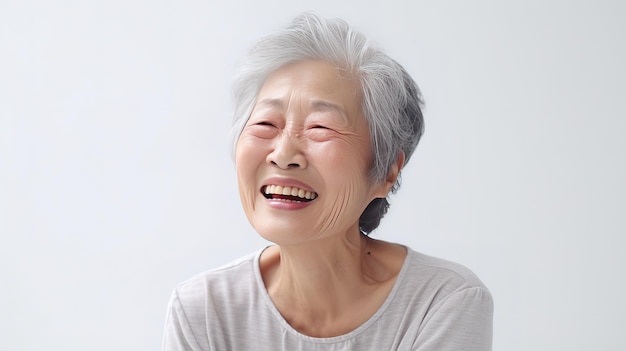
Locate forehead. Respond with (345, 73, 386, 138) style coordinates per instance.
(255, 60, 362, 113)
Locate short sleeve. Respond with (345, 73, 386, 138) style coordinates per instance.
(161, 290, 205, 351)
(413, 286, 494, 351)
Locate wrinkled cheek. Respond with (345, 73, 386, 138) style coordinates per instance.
(235, 166, 257, 216)
(235, 150, 259, 216)
(314, 175, 364, 234)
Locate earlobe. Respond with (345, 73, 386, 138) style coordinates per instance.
(388, 152, 405, 184)
(374, 152, 405, 198)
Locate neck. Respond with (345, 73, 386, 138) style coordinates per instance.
(261, 229, 391, 336)
(269, 228, 370, 299)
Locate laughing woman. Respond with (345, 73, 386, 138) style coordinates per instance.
(162, 13, 493, 351)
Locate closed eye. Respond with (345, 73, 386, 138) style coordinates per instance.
(245, 120, 280, 139)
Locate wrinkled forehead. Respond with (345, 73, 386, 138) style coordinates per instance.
(252, 60, 363, 119)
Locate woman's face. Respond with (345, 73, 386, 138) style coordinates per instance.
(235, 60, 390, 245)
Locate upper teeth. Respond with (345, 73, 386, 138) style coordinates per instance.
(264, 185, 317, 200)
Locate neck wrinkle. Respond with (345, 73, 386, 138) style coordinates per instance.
(267, 229, 370, 318)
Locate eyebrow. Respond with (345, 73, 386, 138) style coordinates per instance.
(256, 98, 284, 109)
(254, 98, 349, 123)
(310, 100, 348, 119)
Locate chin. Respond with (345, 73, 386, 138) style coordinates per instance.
(253, 224, 316, 246)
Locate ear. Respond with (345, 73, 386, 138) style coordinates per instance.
(373, 152, 405, 198)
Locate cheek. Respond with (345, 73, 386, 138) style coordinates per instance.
(309, 142, 375, 232)
(235, 139, 264, 208)
(235, 135, 267, 172)
(315, 138, 372, 174)
(312, 175, 371, 235)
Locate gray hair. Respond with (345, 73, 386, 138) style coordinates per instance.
(231, 12, 424, 234)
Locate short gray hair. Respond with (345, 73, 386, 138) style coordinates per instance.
(232, 12, 424, 234)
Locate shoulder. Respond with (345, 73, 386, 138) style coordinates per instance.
(406, 248, 488, 289)
(398, 248, 493, 311)
(395, 249, 494, 348)
(173, 250, 261, 308)
(386, 248, 493, 348)
(163, 251, 265, 350)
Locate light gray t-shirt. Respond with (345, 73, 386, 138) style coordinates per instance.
(162, 248, 493, 350)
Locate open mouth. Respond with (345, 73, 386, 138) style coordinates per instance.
(261, 185, 318, 202)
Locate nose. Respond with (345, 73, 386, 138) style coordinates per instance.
(266, 130, 307, 169)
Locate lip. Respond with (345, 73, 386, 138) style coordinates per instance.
(261, 177, 317, 210)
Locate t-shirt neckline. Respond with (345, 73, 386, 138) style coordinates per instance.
(252, 246, 413, 344)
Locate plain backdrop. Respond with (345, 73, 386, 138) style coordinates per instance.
(1, 0, 625, 350)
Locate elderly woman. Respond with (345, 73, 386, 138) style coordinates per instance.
(163, 13, 493, 351)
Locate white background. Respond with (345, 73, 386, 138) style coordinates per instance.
(1, 0, 625, 350)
